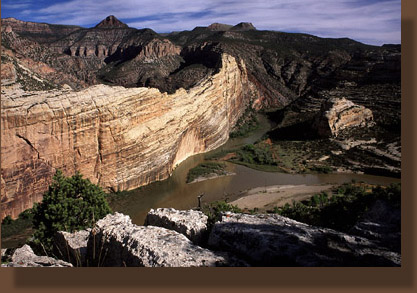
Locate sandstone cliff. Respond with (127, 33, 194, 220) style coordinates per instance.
(1, 54, 249, 219)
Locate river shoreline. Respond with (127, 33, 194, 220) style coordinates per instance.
(187, 172, 236, 184)
(229, 184, 335, 212)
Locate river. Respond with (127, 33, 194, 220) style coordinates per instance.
(108, 114, 400, 225)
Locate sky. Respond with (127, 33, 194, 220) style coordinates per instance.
(1, 0, 401, 46)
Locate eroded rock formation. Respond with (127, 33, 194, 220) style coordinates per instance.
(1, 53, 249, 219)
(313, 97, 374, 137)
(1, 17, 81, 43)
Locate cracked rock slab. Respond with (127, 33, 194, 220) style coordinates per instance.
(145, 208, 208, 245)
(86, 213, 230, 267)
(208, 213, 400, 266)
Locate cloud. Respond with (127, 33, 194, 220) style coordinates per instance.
(2, 0, 401, 45)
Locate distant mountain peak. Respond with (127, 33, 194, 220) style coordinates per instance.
(95, 15, 128, 28)
(230, 22, 256, 31)
(207, 23, 233, 31)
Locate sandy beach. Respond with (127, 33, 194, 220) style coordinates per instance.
(230, 184, 335, 211)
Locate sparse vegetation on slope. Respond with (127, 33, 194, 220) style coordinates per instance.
(229, 107, 260, 138)
(274, 183, 400, 233)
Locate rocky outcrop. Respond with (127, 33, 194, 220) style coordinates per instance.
(145, 208, 208, 245)
(207, 213, 400, 266)
(86, 213, 230, 267)
(207, 23, 233, 31)
(135, 39, 181, 61)
(1, 29, 95, 89)
(2, 244, 73, 267)
(1, 209, 400, 267)
(53, 229, 90, 266)
(95, 15, 128, 29)
(1, 17, 81, 43)
(1, 53, 249, 219)
(313, 97, 374, 137)
(230, 22, 257, 31)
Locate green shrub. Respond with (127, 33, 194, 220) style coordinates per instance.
(236, 144, 276, 166)
(309, 165, 334, 174)
(203, 201, 242, 228)
(186, 162, 226, 183)
(2, 216, 13, 226)
(230, 107, 259, 138)
(30, 170, 112, 254)
(275, 183, 400, 232)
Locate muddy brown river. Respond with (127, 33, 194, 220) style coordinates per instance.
(108, 115, 400, 225)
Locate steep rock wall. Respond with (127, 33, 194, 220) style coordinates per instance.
(1, 54, 249, 219)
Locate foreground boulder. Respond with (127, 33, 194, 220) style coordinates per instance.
(2, 245, 73, 267)
(86, 213, 231, 267)
(145, 208, 208, 245)
(53, 229, 90, 266)
(208, 213, 400, 266)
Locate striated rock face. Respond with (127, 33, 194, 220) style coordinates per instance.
(313, 97, 374, 137)
(54, 229, 90, 266)
(145, 208, 208, 245)
(207, 213, 400, 266)
(86, 213, 229, 267)
(135, 38, 181, 61)
(1, 53, 249, 219)
(2, 244, 73, 267)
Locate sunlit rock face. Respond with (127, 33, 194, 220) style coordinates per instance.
(1, 54, 250, 219)
(313, 97, 374, 137)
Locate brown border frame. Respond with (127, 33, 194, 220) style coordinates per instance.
(1, 1, 415, 292)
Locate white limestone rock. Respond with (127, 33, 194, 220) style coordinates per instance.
(145, 208, 208, 245)
(86, 213, 230, 267)
(2, 245, 73, 267)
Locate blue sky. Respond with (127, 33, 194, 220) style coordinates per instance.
(1, 0, 401, 45)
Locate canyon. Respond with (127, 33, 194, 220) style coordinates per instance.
(1, 16, 400, 219)
(1, 53, 251, 219)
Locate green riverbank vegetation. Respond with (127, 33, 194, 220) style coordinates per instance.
(273, 182, 400, 233)
(186, 162, 227, 183)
